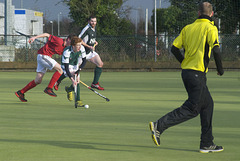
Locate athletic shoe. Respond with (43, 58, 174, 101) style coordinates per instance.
(54, 81, 60, 91)
(15, 90, 27, 102)
(65, 86, 73, 101)
(149, 122, 160, 146)
(200, 144, 224, 153)
(91, 82, 104, 90)
(77, 100, 84, 107)
(44, 87, 57, 97)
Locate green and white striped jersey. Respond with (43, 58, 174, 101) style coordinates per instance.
(62, 45, 86, 66)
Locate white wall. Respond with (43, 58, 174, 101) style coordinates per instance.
(0, 3, 4, 35)
(14, 9, 43, 35)
(14, 9, 43, 48)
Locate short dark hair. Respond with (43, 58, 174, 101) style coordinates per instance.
(66, 34, 75, 40)
(88, 15, 96, 21)
(199, 2, 213, 16)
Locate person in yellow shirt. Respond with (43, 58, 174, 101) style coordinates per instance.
(149, 2, 224, 153)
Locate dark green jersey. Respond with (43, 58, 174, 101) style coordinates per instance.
(79, 24, 96, 54)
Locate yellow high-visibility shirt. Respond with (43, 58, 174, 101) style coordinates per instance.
(173, 18, 219, 72)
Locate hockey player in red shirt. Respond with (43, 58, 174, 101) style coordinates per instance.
(15, 33, 72, 102)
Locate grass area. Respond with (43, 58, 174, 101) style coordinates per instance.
(0, 71, 239, 161)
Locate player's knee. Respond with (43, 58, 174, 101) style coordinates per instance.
(59, 69, 63, 74)
(57, 68, 63, 74)
(53, 63, 63, 74)
(35, 79, 42, 84)
(98, 62, 103, 68)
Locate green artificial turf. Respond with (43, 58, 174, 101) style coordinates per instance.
(0, 71, 239, 161)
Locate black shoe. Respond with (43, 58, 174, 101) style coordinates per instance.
(149, 122, 160, 146)
(44, 87, 57, 97)
(200, 144, 224, 153)
(15, 90, 27, 102)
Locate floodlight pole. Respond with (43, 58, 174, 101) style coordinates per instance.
(4, 0, 14, 46)
(58, 12, 61, 36)
(154, 0, 157, 62)
(50, 21, 53, 35)
(145, 8, 148, 54)
(20, 0, 23, 8)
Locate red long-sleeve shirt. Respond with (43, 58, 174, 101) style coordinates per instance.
(38, 35, 65, 57)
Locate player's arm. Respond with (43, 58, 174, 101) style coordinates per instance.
(79, 58, 87, 69)
(75, 57, 87, 75)
(171, 29, 184, 63)
(75, 46, 87, 74)
(171, 45, 184, 63)
(208, 27, 224, 76)
(79, 28, 94, 50)
(212, 46, 224, 76)
(62, 49, 74, 80)
(29, 33, 50, 44)
(63, 63, 72, 78)
(81, 41, 93, 50)
(63, 63, 76, 84)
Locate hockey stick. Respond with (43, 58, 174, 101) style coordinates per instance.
(79, 80, 110, 102)
(90, 43, 97, 52)
(16, 31, 45, 43)
(74, 74, 78, 108)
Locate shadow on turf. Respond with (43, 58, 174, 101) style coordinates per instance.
(0, 139, 197, 152)
(0, 139, 133, 152)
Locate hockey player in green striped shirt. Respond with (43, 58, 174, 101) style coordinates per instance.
(79, 15, 104, 90)
(61, 37, 87, 107)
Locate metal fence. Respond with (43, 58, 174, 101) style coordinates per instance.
(0, 34, 239, 63)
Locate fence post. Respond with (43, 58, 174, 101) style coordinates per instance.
(134, 35, 137, 62)
(26, 36, 28, 62)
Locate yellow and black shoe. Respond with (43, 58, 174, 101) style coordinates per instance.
(77, 100, 84, 107)
(149, 122, 160, 146)
(65, 86, 73, 101)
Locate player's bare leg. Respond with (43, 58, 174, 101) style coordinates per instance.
(35, 72, 45, 84)
(89, 54, 103, 67)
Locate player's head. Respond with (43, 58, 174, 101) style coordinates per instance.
(65, 34, 74, 46)
(71, 36, 82, 52)
(88, 15, 97, 28)
(198, 2, 214, 17)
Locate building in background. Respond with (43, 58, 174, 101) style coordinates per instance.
(14, 9, 43, 35)
(0, 1, 43, 61)
(14, 9, 43, 48)
(0, 2, 43, 36)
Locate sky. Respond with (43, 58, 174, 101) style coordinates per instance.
(125, 0, 170, 21)
(1, 0, 170, 21)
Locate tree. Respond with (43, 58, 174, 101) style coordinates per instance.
(213, 0, 240, 34)
(169, 0, 240, 34)
(62, 0, 134, 36)
(151, 6, 182, 34)
(151, 0, 198, 35)
(169, 0, 198, 32)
